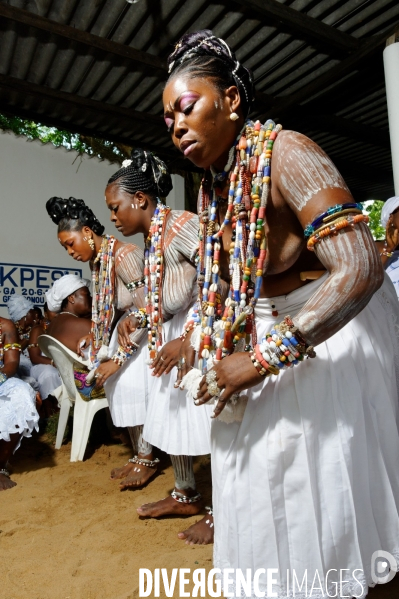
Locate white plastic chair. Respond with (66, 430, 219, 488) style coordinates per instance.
(38, 334, 109, 462)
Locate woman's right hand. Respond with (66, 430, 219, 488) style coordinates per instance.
(77, 334, 92, 357)
(176, 328, 197, 386)
(118, 315, 139, 347)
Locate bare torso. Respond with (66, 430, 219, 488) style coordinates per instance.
(47, 315, 91, 353)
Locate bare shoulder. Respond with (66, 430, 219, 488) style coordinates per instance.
(0, 317, 16, 334)
(272, 128, 352, 224)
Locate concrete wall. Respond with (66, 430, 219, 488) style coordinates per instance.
(0, 131, 184, 316)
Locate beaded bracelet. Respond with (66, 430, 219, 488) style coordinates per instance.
(4, 343, 22, 352)
(125, 277, 145, 292)
(180, 320, 197, 341)
(127, 308, 148, 329)
(307, 214, 369, 251)
(304, 202, 363, 239)
(27, 343, 38, 350)
(0, 372, 7, 386)
(249, 316, 316, 378)
(111, 343, 139, 366)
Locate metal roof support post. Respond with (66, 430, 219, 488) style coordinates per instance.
(384, 33, 399, 195)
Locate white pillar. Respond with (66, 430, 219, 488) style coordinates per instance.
(383, 39, 399, 195)
(168, 173, 185, 210)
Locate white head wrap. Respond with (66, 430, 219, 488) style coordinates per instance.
(7, 294, 34, 322)
(381, 196, 399, 229)
(45, 274, 90, 313)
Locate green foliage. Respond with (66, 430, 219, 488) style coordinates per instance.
(362, 200, 385, 240)
(0, 112, 128, 165)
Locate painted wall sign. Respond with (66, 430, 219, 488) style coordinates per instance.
(0, 262, 83, 307)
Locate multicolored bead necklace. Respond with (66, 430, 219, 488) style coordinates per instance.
(144, 201, 171, 360)
(197, 119, 282, 373)
(90, 235, 116, 362)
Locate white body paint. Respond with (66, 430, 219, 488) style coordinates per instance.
(278, 132, 349, 211)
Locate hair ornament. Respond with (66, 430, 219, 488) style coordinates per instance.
(142, 163, 147, 172)
(122, 159, 132, 168)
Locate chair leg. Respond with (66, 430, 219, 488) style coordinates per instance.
(70, 395, 108, 462)
(55, 399, 71, 450)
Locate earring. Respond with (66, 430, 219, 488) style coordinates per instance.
(230, 112, 239, 121)
(88, 237, 95, 250)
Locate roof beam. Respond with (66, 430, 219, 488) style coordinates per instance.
(0, 3, 167, 72)
(262, 22, 399, 120)
(284, 110, 390, 149)
(0, 74, 164, 128)
(231, 0, 359, 55)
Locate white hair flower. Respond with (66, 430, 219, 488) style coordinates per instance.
(122, 159, 132, 168)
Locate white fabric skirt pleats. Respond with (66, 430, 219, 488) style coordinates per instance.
(143, 309, 212, 456)
(212, 273, 399, 599)
(0, 377, 39, 449)
(30, 364, 61, 399)
(104, 313, 149, 428)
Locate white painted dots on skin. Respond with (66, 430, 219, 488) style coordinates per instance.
(278, 132, 350, 211)
(295, 223, 383, 346)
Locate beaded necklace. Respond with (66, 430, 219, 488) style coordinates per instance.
(144, 201, 171, 360)
(197, 119, 281, 373)
(90, 235, 116, 362)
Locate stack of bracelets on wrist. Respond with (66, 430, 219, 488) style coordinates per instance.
(111, 343, 139, 366)
(4, 343, 22, 353)
(249, 316, 316, 377)
(128, 308, 148, 329)
(0, 372, 7, 385)
(303, 202, 369, 251)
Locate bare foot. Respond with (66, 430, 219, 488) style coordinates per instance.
(137, 495, 202, 518)
(0, 472, 16, 491)
(110, 462, 136, 480)
(119, 463, 158, 490)
(178, 514, 214, 545)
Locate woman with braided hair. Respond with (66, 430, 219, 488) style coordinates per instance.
(46, 197, 156, 490)
(106, 148, 216, 542)
(163, 30, 399, 597)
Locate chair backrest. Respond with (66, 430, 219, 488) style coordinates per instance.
(38, 335, 88, 401)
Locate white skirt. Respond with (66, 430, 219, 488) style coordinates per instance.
(103, 313, 149, 428)
(30, 364, 61, 400)
(212, 273, 399, 599)
(143, 309, 213, 456)
(0, 377, 39, 450)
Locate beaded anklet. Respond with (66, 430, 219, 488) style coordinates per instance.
(128, 455, 160, 468)
(0, 468, 10, 477)
(307, 214, 369, 250)
(304, 202, 363, 239)
(171, 490, 202, 504)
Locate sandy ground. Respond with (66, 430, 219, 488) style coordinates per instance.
(1, 421, 398, 599)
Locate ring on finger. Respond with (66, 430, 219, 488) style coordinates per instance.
(160, 356, 165, 362)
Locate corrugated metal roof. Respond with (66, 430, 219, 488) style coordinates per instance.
(0, 0, 398, 200)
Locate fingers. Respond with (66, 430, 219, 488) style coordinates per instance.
(151, 354, 173, 377)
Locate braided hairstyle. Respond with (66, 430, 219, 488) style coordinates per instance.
(107, 148, 173, 200)
(167, 30, 254, 118)
(46, 197, 105, 235)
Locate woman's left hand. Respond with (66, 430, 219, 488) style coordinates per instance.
(196, 352, 263, 418)
(94, 360, 120, 388)
(151, 338, 183, 377)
